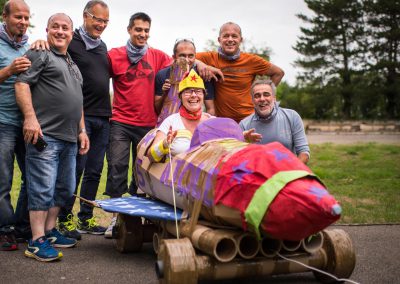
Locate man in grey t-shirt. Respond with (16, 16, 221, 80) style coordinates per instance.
(15, 13, 89, 262)
(239, 79, 310, 164)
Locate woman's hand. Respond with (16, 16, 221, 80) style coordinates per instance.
(163, 126, 177, 148)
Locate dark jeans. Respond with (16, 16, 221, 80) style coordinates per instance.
(0, 123, 30, 234)
(59, 116, 110, 222)
(105, 121, 152, 198)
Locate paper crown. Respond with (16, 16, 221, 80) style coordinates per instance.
(178, 69, 205, 93)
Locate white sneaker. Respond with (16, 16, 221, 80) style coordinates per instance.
(104, 216, 117, 239)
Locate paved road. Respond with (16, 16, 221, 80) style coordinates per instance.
(307, 133, 400, 144)
(1, 225, 399, 284)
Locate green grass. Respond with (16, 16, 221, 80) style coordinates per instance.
(10, 143, 400, 224)
(308, 143, 400, 223)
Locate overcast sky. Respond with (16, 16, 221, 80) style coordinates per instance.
(25, 0, 311, 85)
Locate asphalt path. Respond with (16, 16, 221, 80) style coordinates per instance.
(1, 224, 399, 284)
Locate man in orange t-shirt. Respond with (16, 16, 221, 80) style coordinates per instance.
(196, 22, 284, 122)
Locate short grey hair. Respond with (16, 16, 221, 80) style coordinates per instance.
(83, 0, 108, 13)
(251, 79, 276, 97)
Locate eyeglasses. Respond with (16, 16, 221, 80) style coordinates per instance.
(85, 11, 109, 25)
(182, 88, 203, 96)
(175, 38, 194, 44)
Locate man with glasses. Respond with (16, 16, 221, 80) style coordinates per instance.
(155, 39, 215, 119)
(57, 0, 111, 240)
(196, 22, 285, 123)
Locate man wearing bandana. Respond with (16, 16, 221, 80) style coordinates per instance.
(196, 22, 285, 123)
(105, 12, 172, 235)
(239, 79, 310, 164)
(0, 0, 32, 251)
(57, 0, 110, 240)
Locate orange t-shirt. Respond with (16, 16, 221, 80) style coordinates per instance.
(196, 51, 271, 122)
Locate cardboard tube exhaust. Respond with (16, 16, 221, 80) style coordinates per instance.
(260, 236, 282, 257)
(166, 222, 238, 263)
(282, 239, 302, 252)
(302, 231, 324, 254)
(235, 232, 260, 259)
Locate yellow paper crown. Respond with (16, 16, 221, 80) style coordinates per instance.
(178, 69, 205, 93)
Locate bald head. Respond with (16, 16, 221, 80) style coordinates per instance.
(219, 22, 242, 37)
(47, 13, 73, 29)
(46, 13, 74, 54)
(2, 0, 30, 40)
(3, 0, 29, 16)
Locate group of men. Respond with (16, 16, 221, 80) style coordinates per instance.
(0, 0, 309, 262)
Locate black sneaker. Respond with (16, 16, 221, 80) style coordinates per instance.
(58, 214, 82, 240)
(77, 217, 106, 235)
(0, 232, 18, 251)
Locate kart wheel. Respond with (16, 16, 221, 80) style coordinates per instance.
(156, 238, 198, 284)
(313, 229, 356, 283)
(114, 214, 143, 253)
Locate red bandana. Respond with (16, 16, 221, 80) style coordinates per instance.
(179, 106, 202, 120)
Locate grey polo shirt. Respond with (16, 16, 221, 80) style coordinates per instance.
(239, 103, 310, 156)
(16, 48, 83, 142)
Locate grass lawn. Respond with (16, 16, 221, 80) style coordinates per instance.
(10, 143, 400, 224)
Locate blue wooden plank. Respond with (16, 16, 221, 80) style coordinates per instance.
(96, 196, 183, 221)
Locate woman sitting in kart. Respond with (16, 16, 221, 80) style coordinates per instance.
(148, 69, 260, 162)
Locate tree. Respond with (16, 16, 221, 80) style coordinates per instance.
(294, 0, 365, 119)
(363, 0, 400, 118)
(0, 0, 6, 22)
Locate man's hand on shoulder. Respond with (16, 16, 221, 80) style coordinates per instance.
(196, 60, 224, 82)
(30, 40, 50, 51)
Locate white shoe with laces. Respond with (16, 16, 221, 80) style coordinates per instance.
(104, 216, 117, 239)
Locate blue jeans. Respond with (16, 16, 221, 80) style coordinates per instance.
(26, 135, 77, 211)
(59, 116, 110, 222)
(105, 121, 152, 198)
(0, 123, 29, 234)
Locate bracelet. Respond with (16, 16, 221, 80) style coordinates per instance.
(79, 128, 87, 134)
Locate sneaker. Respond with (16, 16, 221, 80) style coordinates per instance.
(58, 214, 82, 240)
(104, 216, 117, 239)
(0, 232, 18, 251)
(77, 217, 106, 235)
(25, 236, 62, 262)
(45, 228, 77, 248)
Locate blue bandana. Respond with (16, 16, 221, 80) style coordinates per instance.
(0, 23, 28, 49)
(126, 40, 148, 64)
(218, 46, 241, 61)
(78, 26, 102, 50)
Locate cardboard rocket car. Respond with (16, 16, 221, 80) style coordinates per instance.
(135, 117, 341, 241)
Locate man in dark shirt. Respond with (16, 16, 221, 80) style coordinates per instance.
(154, 39, 215, 120)
(15, 13, 89, 262)
(57, 0, 111, 239)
